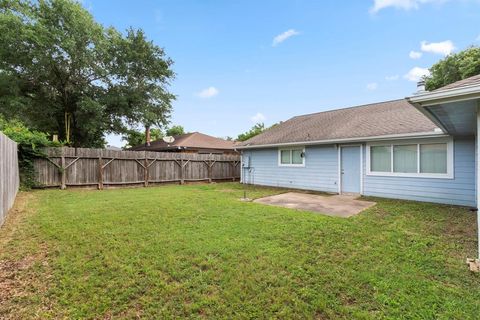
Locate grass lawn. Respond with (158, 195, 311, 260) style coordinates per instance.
(0, 183, 479, 319)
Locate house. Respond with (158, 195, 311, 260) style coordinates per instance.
(105, 145, 122, 151)
(130, 132, 238, 155)
(237, 75, 480, 209)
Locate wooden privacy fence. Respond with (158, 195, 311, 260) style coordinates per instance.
(0, 132, 19, 226)
(34, 147, 240, 189)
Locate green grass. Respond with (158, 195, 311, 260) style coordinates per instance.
(0, 183, 479, 319)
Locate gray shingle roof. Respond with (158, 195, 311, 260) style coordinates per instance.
(239, 99, 438, 147)
(433, 74, 480, 91)
(131, 132, 236, 151)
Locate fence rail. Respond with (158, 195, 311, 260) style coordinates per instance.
(34, 147, 240, 189)
(0, 132, 19, 226)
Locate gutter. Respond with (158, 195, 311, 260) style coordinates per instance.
(236, 131, 447, 149)
(407, 83, 480, 107)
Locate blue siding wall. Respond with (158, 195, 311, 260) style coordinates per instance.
(363, 137, 475, 207)
(242, 145, 338, 193)
(242, 137, 476, 207)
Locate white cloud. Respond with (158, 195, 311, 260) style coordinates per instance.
(197, 86, 219, 98)
(154, 10, 163, 23)
(476, 34, 480, 41)
(420, 40, 455, 56)
(404, 67, 430, 82)
(409, 50, 423, 59)
(385, 75, 399, 81)
(370, 0, 446, 13)
(366, 83, 378, 91)
(272, 29, 300, 46)
(251, 112, 266, 123)
(371, 0, 419, 13)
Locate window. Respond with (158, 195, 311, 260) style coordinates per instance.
(371, 146, 391, 172)
(393, 145, 417, 173)
(278, 148, 305, 166)
(366, 139, 452, 178)
(280, 150, 290, 164)
(420, 144, 447, 174)
(292, 149, 303, 164)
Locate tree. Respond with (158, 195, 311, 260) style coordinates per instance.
(122, 127, 163, 148)
(0, 0, 175, 147)
(165, 125, 185, 136)
(0, 115, 61, 188)
(425, 46, 480, 91)
(237, 123, 265, 141)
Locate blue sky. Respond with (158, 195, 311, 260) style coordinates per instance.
(86, 0, 480, 146)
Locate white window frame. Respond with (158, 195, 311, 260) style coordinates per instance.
(278, 147, 306, 167)
(366, 137, 454, 179)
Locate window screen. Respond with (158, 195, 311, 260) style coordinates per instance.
(393, 145, 417, 173)
(420, 143, 447, 174)
(371, 146, 391, 172)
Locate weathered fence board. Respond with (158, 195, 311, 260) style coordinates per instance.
(34, 147, 240, 189)
(0, 132, 19, 226)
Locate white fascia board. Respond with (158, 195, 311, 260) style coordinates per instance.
(408, 84, 480, 107)
(236, 131, 448, 149)
(407, 84, 480, 134)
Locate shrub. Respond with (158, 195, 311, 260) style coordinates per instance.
(0, 117, 61, 189)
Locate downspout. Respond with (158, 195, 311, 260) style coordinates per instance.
(477, 103, 480, 265)
(468, 103, 480, 271)
(238, 149, 243, 184)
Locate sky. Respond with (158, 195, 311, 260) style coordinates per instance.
(83, 0, 480, 147)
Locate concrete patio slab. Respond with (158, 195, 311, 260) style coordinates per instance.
(253, 192, 376, 218)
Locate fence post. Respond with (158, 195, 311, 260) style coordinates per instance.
(207, 160, 212, 183)
(232, 161, 237, 181)
(180, 158, 185, 184)
(98, 155, 103, 190)
(60, 149, 66, 190)
(144, 151, 148, 187)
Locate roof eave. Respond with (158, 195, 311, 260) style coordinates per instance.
(407, 83, 480, 134)
(236, 131, 447, 149)
(407, 84, 480, 107)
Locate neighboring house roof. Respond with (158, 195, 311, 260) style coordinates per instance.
(432, 74, 480, 92)
(130, 132, 236, 151)
(106, 145, 122, 151)
(238, 99, 440, 148)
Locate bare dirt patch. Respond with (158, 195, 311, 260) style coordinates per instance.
(0, 192, 53, 319)
(0, 193, 33, 247)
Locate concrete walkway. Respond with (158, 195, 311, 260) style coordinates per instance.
(253, 192, 376, 218)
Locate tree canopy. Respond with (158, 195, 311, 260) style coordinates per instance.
(121, 127, 163, 148)
(425, 46, 480, 91)
(0, 115, 61, 188)
(121, 125, 185, 148)
(237, 123, 266, 141)
(0, 0, 175, 147)
(165, 125, 185, 136)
